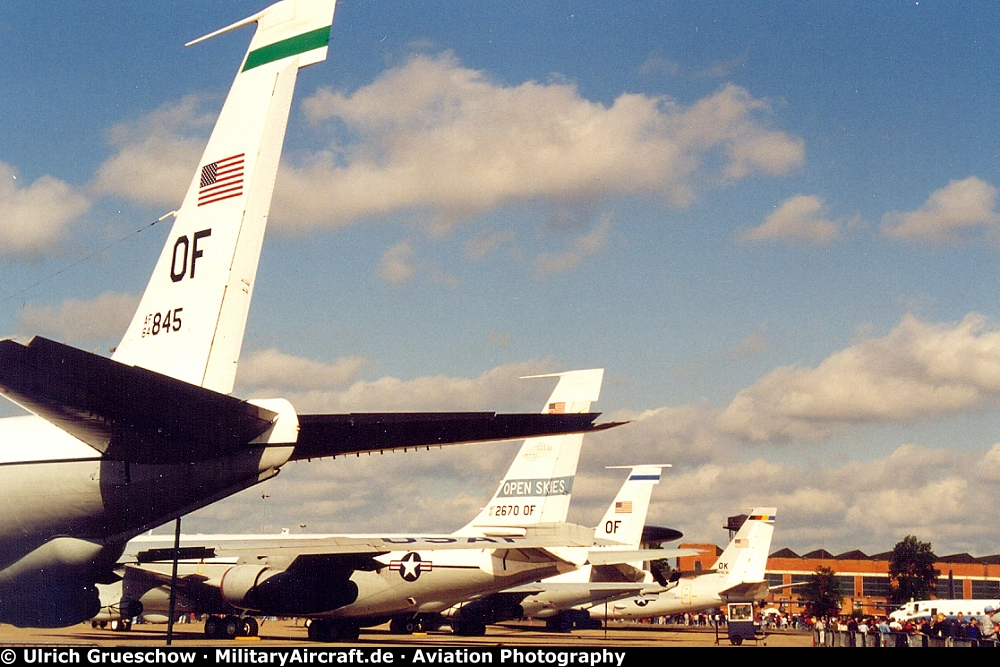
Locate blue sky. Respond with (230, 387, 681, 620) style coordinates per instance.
(4, 0, 1000, 556)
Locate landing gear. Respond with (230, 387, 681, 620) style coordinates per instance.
(544, 611, 602, 631)
(109, 618, 132, 632)
(389, 617, 420, 634)
(307, 619, 361, 642)
(204, 615, 260, 639)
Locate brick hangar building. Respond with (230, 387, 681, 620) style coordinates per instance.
(674, 520, 1000, 616)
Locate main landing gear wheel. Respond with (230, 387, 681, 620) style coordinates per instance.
(204, 615, 258, 639)
(109, 618, 132, 632)
(390, 617, 419, 634)
(223, 616, 242, 639)
(242, 617, 259, 637)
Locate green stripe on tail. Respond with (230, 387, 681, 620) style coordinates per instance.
(243, 26, 331, 72)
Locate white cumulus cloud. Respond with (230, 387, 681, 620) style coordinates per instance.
(237, 357, 560, 414)
(718, 313, 1000, 441)
(273, 53, 803, 230)
(0, 162, 91, 257)
(16, 291, 139, 345)
(237, 349, 373, 392)
(738, 194, 845, 246)
(881, 176, 1000, 243)
(534, 214, 611, 276)
(91, 95, 215, 208)
(377, 241, 418, 285)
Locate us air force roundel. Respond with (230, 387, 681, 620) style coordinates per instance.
(389, 552, 432, 582)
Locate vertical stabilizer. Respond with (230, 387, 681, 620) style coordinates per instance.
(594, 465, 669, 549)
(713, 508, 776, 586)
(454, 369, 604, 536)
(113, 0, 337, 394)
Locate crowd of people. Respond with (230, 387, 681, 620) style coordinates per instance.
(811, 605, 1000, 647)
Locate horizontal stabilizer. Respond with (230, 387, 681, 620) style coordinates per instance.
(291, 412, 620, 461)
(718, 580, 768, 600)
(0, 337, 274, 463)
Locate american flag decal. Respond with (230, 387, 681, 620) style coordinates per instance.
(615, 501, 633, 514)
(548, 402, 566, 414)
(198, 153, 245, 206)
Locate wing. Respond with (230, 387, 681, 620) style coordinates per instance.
(135, 523, 596, 563)
(0, 337, 620, 465)
(0, 337, 274, 463)
(291, 412, 616, 461)
(506, 581, 667, 594)
(586, 548, 700, 566)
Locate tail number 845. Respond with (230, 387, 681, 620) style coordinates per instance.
(141, 308, 183, 337)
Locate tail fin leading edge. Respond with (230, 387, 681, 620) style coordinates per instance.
(113, 0, 338, 395)
(455, 369, 604, 536)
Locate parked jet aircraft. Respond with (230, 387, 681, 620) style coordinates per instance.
(103, 372, 683, 641)
(444, 464, 676, 631)
(595, 508, 777, 620)
(0, 0, 613, 629)
(107, 460, 694, 641)
(890, 599, 1000, 623)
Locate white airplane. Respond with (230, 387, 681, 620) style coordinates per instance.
(105, 460, 695, 641)
(595, 508, 777, 621)
(890, 599, 1000, 622)
(0, 0, 613, 629)
(105, 370, 674, 641)
(444, 464, 677, 631)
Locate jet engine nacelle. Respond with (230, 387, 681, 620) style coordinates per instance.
(220, 564, 359, 616)
(0, 537, 122, 628)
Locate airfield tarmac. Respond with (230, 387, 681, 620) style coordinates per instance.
(0, 620, 812, 648)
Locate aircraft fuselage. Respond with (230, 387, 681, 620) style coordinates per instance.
(0, 414, 292, 627)
(604, 575, 768, 620)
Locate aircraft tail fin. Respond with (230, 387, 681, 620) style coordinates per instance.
(113, 0, 338, 394)
(713, 508, 776, 587)
(593, 464, 670, 549)
(454, 369, 604, 536)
